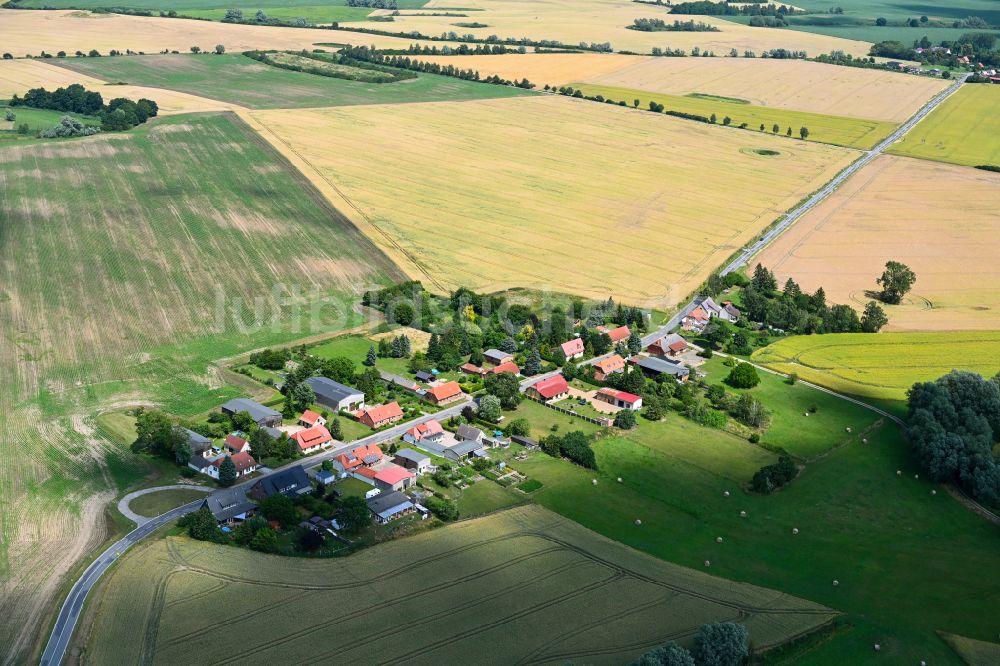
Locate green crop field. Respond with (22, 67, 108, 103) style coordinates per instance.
(54, 53, 534, 110)
(569, 83, 895, 149)
(509, 406, 1000, 664)
(13, 0, 429, 23)
(890, 84, 1000, 167)
(751, 332, 1000, 403)
(81, 505, 837, 663)
(0, 102, 100, 146)
(791, 0, 1000, 24)
(0, 111, 401, 662)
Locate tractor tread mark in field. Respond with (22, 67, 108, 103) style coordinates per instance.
(162, 575, 229, 608)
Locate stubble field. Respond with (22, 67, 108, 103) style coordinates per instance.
(889, 84, 1000, 167)
(753, 155, 1000, 331)
(246, 95, 858, 305)
(0, 112, 400, 662)
(79, 505, 838, 664)
(420, 55, 947, 123)
(751, 332, 1000, 402)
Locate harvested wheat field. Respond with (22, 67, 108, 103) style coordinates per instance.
(357, 0, 870, 56)
(754, 155, 1000, 331)
(245, 96, 857, 305)
(0, 9, 424, 58)
(0, 58, 245, 115)
(79, 505, 838, 664)
(890, 83, 1000, 167)
(421, 55, 946, 123)
(752, 332, 1000, 403)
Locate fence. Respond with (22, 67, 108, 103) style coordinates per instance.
(527, 397, 613, 427)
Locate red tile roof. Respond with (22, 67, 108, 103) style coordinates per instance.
(561, 338, 584, 357)
(428, 381, 462, 402)
(491, 361, 520, 375)
(598, 388, 641, 405)
(460, 363, 486, 375)
(214, 451, 257, 473)
(362, 402, 403, 425)
(291, 424, 332, 451)
(355, 466, 378, 480)
(336, 443, 383, 471)
(300, 409, 322, 425)
(598, 325, 631, 343)
(224, 434, 247, 451)
(406, 419, 443, 441)
(668, 339, 687, 352)
(531, 374, 568, 399)
(374, 464, 415, 486)
(594, 354, 625, 374)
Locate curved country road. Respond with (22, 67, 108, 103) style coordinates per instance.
(117, 485, 213, 526)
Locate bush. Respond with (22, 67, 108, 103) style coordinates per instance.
(426, 495, 459, 521)
(39, 116, 100, 138)
(725, 362, 760, 388)
(613, 409, 637, 429)
(693, 623, 749, 666)
(751, 455, 797, 493)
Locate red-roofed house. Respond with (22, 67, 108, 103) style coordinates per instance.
(374, 464, 416, 492)
(561, 337, 585, 360)
(360, 402, 404, 428)
(299, 409, 326, 428)
(490, 361, 520, 376)
(681, 306, 711, 332)
(597, 325, 631, 343)
(333, 443, 384, 475)
(291, 424, 333, 454)
(593, 354, 626, 381)
(460, 363, 487, 377)
(210, 451, 258, 479)
(224, 434, 250, 454)
(595, 388, 643, 411)
(353, 466, 379, 484)
(647, 334, 687, 358)
(403, 419, 445, 446)
(526, 374, 569, 402)
(426, 381, 463, 406)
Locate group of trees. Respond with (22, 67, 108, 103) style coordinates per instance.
(871, 31, 1000, 66)
(631, 623, 749, 666)
(249, 347, 292, 370)
(377, 334, 412, 359)
(336, 46, 536, 88)
(10, 84, 158, 132)
(540, 430, 597, 469)
(907, 371, 1000, 504)
(346, 0, 398, 7)
(630, 18, 719, 32)
(669, 1, 799, 17)
(39, 116, 101, 138)
(751, 455, 797, 494)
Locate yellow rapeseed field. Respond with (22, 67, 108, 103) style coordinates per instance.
(246, 96, 857, 305)
(361, 0, 872, 55)
(80, 506, 838, 663)
(753, 155, 1000, 331)
(0, 58, 246, 114)
(0, 9, 424, 58)
(419, 54, 948, 123)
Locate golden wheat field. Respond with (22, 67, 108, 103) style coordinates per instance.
(245, 96, 857, 305)
(0, 9, 423, 58)
(0, 59, 245, 115)
(361, 0, 871, 56)
(79, 506, 838, 664)
(754, 155, 1000, 331)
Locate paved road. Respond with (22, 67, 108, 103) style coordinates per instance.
(40, 397, 471, 666)
(117, 485, 212, 526)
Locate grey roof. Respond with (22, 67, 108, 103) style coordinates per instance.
(253, 466, 311, 497)
(202, 488, 256, 522)
(456, 424, 484, 442)
(315, 470, 337, 483)
(395, 448, 430, 464)
(305, 376, 364, 406)
(188, 455, 213, 469)
(511, 435, 538, 447)
(262, 426, 283, 440)
(221, 398, 281, 422)
(634, 356, 690, 377)
(179, 427, 211, 448)
(449, 440, 485, 456)
(657, 333, 686, 348)
(484, 349, 511, 361)
(415, 371, 433, 381)
(366, 490, 413, 515)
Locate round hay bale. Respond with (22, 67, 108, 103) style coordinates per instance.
(804, 412, 809, 416)
(914, 474, 919, 479)
(896, 470, 902, 476)
(792, 528, 799, 535)
(832, 580, 840, 587)
(874, 644, 880, 652)
(863, 438, 868, 444)
(740, 510, 747, 518)
(846, 427, 852, 433)
(704, 560, 711, 567)
(931, 489, 937, 495)
(634, 519, 642, 526)
(592, 479, 598, 485)
(617, 477, 623, 483)
(716, 537, 723, 543)
(723, 491, 730, 497)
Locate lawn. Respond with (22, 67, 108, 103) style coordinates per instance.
(456, 479, 523, 516)
(80, 506, 838, 663)
(54, 53, 535, 109)
(334, 476, 373, 499)
(699, 356, 883, 459)
(0, 103, 100, 146)
(568, 83, 897, 150)
(248, 95, 857, 305)
(890, 84, 1000, 167)
(128, 488, 210, 517)
(0, 111, 401, 661)
(751, 331, 1000, 403)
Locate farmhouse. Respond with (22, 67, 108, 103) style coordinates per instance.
(631, 356, 691, 382)
(374, 464, 416, 492)
(490, 361, 520, 376)
(366, 491, 415, 524)
(332, 443, 384, 475)
(457, 424, 501, 448)
(593, 354, 626, 381)
(299, 409, 326, 428)
(682, 306, 711, 332)
(221, 398, 282, 427)
(596, 324, 630, 344)
(561, 337, 585, 360)
(683, 297, 740, 332)
(250, 466, 311, 500)
(426, 381, 463, 406)
(595, 388, 643, 411)
(647, 333, 687, 358)
(526, 374, 569, 402)
(200, 488, 257, 525)
(224, 434, 250, 455)
(394, 448, 431, 474)
(305, 376, 366, 413)
(403, 419, 445, 445)
(290, 424, 334, 454)
(483, 349, 514, 366)
(360, 402, 404, 428)
(460, 363, 487, 377)
(212, 451, 257, 479)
